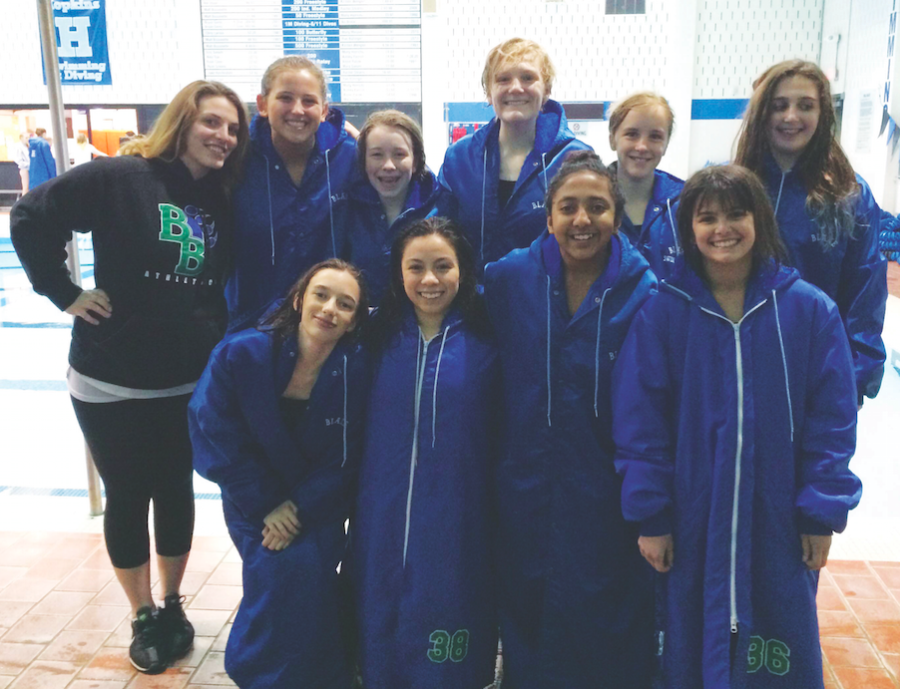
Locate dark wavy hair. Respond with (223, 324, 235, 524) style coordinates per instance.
(259, 259, 370, 342)
(371, 216, 490, 346)
(676, 165, 788, 279)
(734, 60, 859, 247)
(545, 150, 625, 229)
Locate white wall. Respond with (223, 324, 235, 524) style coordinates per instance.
(0, 0, 204, 105)
(838, 0, 898, 213)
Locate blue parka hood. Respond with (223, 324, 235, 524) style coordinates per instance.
(225, 109, 357, 332)
(614, 259, 860, 688)
(482, 231, 657, 688)
(438, 99, 593, 275)
(341, 169, 441, 304)
(611, 162, 684, 279)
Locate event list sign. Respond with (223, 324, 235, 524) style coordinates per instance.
(201, 0, 421, 103)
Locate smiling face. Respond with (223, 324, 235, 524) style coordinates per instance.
(766, 75, 820, 169)
(365, 125, 415, 203)
(489, 59, 548, 127)
(547, 171, 618, 269)
(296, 268, 360, 344)
(180, 96, 240, 179)
(257, 69, 328, 156)
(692, 198, 756, 273)
(610, 105, 671, 182)
(401, 234, 461, 325)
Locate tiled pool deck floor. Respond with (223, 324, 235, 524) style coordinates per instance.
(0, 529, 898, 688)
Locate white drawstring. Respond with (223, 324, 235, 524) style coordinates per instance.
(432, 326, 450, 448)
(263, 154, 275, 266)
(667, 198, 681, 255)
(774, 170, 787, 215)
(480, 149, 487, 267)
(341, 355, 348, 466)
(546, 276, 553, 427)
(593, 288, 612, 417)
(541, 152, 549, 191)
(326, 150, 336, 257)
(772, 290, 795, 442)
(403, 334, 426, 567)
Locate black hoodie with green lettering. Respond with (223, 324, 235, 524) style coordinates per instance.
(11, 155, 231, 389)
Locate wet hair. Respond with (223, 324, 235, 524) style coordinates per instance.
(372, 216, 490, 345)
(545, 150, 625, 229)
(260, 56, 328, 103)
(676, 165, 788, 278)
(608, 92, 675, 140)
(481, 37, 555, 98)
(35, 128, 46, 138)
(118, 80, 250, 190)
(734, 60, 858, 247)
(356, 109, 427, 182)
(76, 133, 87, 145)
(259, 259, 369, 342)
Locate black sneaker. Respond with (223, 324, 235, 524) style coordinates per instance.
(159, 594, 194, 660)
(130, 606, 166, 674)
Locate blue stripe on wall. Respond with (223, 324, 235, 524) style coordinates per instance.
(691, 99, 749, 120)
(445, 99, 751, 122)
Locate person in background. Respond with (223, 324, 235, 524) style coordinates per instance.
(341, 109, 441, 304)
(353, 217, 499, 689)
(72, 132, 109, 166)
(28, 127, 56, 189)
(14, 131, 30, 194)
(438, 37, 592, 276)
(190, 260, 370, 689)
(483, 151, 656, 688)
(613, 165, 861, 688)
(226, 56, 357, 332)
(11, 81, 249, 675)
(733, 59, 887, 408)
(607, 92, 684, 278)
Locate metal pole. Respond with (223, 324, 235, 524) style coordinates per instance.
(37, 0, 103, 517)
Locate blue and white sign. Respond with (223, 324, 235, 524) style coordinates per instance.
(41, 0, 112, 85)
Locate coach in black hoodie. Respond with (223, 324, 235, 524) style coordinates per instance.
(11, 81, 249, 675)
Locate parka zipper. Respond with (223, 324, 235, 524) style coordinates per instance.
(403, 335, 430, 568)
(699, 300, 767, 635)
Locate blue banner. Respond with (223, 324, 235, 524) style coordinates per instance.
(41, 0, 112, 85)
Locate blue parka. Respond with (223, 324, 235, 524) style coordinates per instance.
(28, 136, 56, 189)
(225, 111, 357, 332)
(437, 99, 592, 274)
(352, 308, 500, 689)
(762, 156, 886, 404)
(482, 232, 657, 689)
(612, 262, 861, 689)
(189, 327, 369, 689)
(613, 163, 684, 280)
(340, 169, 441, 304)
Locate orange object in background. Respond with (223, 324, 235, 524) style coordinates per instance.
(90, 130, 129, 156)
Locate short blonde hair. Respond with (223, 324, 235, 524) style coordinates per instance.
(481, 38, 555, 97)
(608, 92, 675, 139)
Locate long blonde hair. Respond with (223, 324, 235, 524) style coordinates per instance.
(120, 81, 250, 190)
